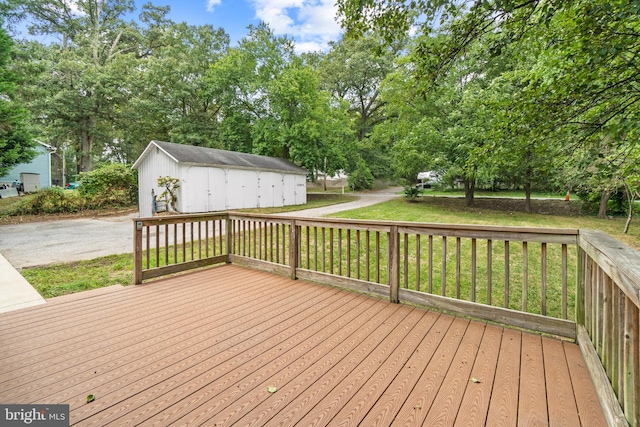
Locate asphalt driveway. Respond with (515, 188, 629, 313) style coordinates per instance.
(0, 189, 401, 269)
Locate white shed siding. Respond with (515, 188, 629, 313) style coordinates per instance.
(137, 149, 180, 217)
(182, 166, 209, 213)
(257, 171, 281, 208)
(295, 174, 307, 205)
(207, 167, 228, 211)
(134, 141, 307, 215)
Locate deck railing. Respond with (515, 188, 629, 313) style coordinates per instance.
(578, 230, 640, 426)
(133, 212, 639, 426)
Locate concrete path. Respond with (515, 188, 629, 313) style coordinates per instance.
(0, 254, 45, 313)
(0, 189, 401, 313)
(275, 188, 401, 218)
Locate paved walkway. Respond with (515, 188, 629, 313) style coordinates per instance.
(0, 189, 401, 312)
(0, 254, 45, 313)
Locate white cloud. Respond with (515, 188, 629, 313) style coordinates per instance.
(207, 0, 223, 13)
(249, 0, 342, 52)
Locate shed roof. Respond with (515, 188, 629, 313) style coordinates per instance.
(132, 140, 307, 175)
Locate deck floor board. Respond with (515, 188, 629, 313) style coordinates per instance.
(0, 265, 607, 426)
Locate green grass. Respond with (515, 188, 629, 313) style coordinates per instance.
(328, 198, 640, 250)
(21, 254, 134, 298)
(19, 194, 355, 298)
(239, 193, 356, 214)
(21, 195, 640, 305)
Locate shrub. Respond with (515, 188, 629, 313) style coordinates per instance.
(13, 187, 86, 215)
(403, 185, 421, 201)
(78, 163, 138, 207)
(348, 160, 375, 191)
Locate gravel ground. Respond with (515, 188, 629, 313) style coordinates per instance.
(0, 189, 402, 269)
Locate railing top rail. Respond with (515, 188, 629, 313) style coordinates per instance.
(227, 211, 580, 236)
(134, 212, 228, 226)
(580, 229, 640, 308)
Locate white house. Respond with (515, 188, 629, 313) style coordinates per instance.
(133, 140, 307, 217)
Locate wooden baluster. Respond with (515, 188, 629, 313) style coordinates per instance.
(389, 225, 399, 303)
(165, 223, 169, 265)
(190, 222, 195, 260)
(504, 241, 509, 308)
(541, 242, 547, 316)
(375, 231, 380, 283)
(415, 234, 421, 292)
(155, 224, 160, 267)
(321, 227, 326, 272)
(471, 238, 476, 302)
(456, 237, 461, 298)
(522, 241, 528, 312)
(356, 229, 361, 280)
(330, 228, 334, 275)
(441, 236, 447, 296)
(366, 230, 370, 282)
(623, 297, 639, 425)
(404, 233, 409, 289)
(305, 226, 310, 269)
(347, 229, 351, 278)
(338, 229, 343, 276)
(487, 239, 492, 305)
(428, 235, 433, 294)
(561, 244, 567, 319)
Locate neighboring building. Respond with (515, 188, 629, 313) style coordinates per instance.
(133, 140, 307, 217)
(0, 141, 56, 192)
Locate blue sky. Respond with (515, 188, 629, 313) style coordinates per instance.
(137, 0, 343, 52)
(13, 1, 343, 52)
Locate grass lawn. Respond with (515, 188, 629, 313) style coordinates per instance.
(239, 193, 355, 214)
(21, 254, 134, 298)
(327, 198, 640, 250)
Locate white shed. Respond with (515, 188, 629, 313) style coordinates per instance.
(133, 141, 307, 217)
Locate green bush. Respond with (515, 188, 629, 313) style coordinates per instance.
(78, 163, 138, 207)
(348, 159, 375, 191)
(13, 187, 86, 215)
(403, 185, 421, 201)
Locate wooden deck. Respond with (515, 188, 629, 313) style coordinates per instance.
(0, 264, 606, 426)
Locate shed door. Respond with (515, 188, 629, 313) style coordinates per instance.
(184, 167, 210, 213)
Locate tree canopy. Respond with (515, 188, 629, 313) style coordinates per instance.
(0, 24, 34, 177)
(3, 0, 639, 228)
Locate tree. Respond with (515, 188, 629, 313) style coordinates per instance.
(114, 22, 229, 161)
(0, 24, 35, 177)
(6, 0, 173, 172)
(339, 0, 640, 212)
(204, 23, 296, 154)
(319, 35, 396, 141)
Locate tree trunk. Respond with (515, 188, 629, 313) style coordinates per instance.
(464, 178, 475, 207)
(80, 127, 92, 173)
(524, 180, 532, 213)
(598, 190, 610, 219)
(623, 184, 635, 234)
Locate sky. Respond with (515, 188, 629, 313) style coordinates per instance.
(139, 0, 343, 52)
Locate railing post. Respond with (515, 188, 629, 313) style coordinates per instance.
(226, 216, 232, 262)
(577, 244, 586, 327)
(289, 219, 298, 280)
(389, 225, 400, 303)
(133, 220, 143, 285)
